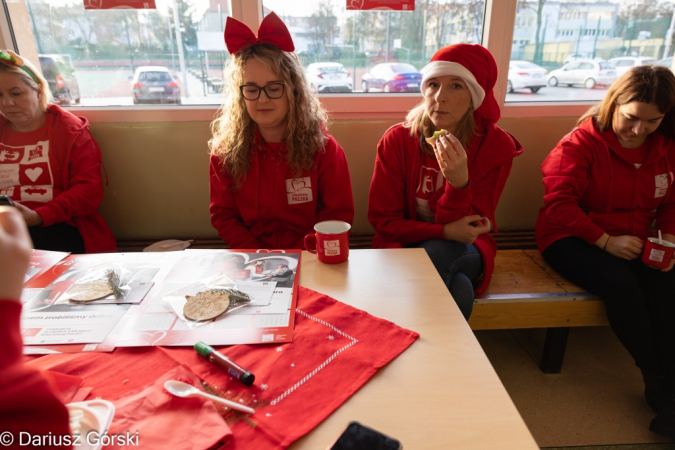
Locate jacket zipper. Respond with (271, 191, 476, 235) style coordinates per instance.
(629, 164, 640, 236)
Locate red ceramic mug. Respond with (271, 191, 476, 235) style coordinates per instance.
(304, 220, 351, 264)
(641, 237, 675, 269)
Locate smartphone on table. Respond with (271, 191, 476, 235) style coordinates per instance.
(0, 195, 14, 207)
(329, 421, 402, 450)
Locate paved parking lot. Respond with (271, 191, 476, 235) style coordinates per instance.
(73, 68, 609, 106)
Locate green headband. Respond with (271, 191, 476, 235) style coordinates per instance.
(0, 50, 40, 84)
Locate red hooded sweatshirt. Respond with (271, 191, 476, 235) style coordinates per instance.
(209, 132, 354, 249)
(0, 300, 72, 449)
(0, 105, 116, 253)
(368, 119, 523, 293)
(536, 117, 675, 252)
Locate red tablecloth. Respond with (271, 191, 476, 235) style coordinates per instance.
(28, 287, 419, 449)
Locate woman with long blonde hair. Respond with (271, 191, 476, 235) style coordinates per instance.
(368, 44, 522, 319)
(209, 12, 353, 249)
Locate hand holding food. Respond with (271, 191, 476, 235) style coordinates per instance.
(433, 132, 469, 189)
(425, 129, 448, 146)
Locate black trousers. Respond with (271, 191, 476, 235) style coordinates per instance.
(29, 222, 86, 254)
(542, 237, 675, 375)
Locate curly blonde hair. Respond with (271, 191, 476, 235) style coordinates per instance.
(209, 44, 327, 185)
(404, 102, 476, 156)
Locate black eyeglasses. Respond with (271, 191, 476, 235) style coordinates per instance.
(239, 82, 286, 101)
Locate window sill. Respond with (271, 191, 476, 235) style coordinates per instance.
(72, 96, 594, 123)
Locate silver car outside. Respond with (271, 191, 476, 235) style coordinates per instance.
(547, 60, 616, 89)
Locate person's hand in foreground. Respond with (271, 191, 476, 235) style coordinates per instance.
(0, 206, 32, 300)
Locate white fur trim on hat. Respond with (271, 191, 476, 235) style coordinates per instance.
(420, 61, 485, 110)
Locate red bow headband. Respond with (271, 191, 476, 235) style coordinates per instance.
(224, 12, 294, 55)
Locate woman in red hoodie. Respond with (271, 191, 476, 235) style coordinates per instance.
(209, 13, 354, 250)
(0, 50, 115, 254)
(368, 44, 522, 319)
(536, 65, 675, 439)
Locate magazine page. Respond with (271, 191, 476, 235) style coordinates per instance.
(116, 249, 301, 347)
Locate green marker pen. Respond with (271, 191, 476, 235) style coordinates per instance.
(194, 341, 255, 386)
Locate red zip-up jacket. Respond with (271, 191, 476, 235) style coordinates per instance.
(0, 300, 72, 449)
(209, 132, 354, 250)
(368, 121, 522, 293)
(536, 117, 675, 252)
(0, 105, 116, 253)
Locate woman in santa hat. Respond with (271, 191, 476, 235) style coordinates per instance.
(209, 12, 354, 250)
(368, 44, 522, 319)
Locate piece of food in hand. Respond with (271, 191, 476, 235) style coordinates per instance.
(425, 129, 448, 145)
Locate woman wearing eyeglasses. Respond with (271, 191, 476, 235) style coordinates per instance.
(0, 50, 115, 253)
(208, 13, 354, 250)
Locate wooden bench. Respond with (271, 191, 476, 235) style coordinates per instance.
(470, 249, 607, 373)
(115, 232, 376, 252)
(117, 231, 607, 373)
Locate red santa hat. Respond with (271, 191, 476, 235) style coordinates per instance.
(420, 44, 500, 123)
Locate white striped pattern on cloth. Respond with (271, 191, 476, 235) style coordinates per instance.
(269, 308, 359, 406)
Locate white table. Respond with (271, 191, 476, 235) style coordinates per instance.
(292, 248, 539, 450)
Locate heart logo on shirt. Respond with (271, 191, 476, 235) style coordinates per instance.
(291, 179, 306, 192)
(25, 167, 43, 182)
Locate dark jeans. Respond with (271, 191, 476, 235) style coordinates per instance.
(29, 222, 86, 254)
(542, 237, 675, 375)
(414, 239, 484, 320)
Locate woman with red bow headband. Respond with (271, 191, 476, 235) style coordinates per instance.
(0, 50, 116, 254)
(368, 44, 523, 319)
(208, 12, 354, 250)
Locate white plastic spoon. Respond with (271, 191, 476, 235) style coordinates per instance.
(164, 380, 255, 414)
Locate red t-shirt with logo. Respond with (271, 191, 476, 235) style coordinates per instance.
(0, 115, 78, 227)
(415, 153, 444, 223)
(209, 132, 354, 250)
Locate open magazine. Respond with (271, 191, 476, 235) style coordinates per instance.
(115, 250, 301, 347)
(20, 249, 303, 352)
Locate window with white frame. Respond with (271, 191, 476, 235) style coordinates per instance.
(507, 0, 675, 102)
(2, 0, 673, 109)
(264, 0, 486, 95)
(4, 0, 230, 106)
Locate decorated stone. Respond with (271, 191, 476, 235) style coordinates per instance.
(184, 290, 232, 321)
(69, 280, 114, 302)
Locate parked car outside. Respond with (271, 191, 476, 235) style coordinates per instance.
(131, 66, 181, 105)
(305, 62, 353, 93)
(608, 56, 657, 77)
(38, 54, 81, 106)
(547, 60, 617, 89)
(507, 60, 548, 93)
(563, 54, 604, 65)
(361, 62, 422, 93)
(563, 53, 586, 65)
